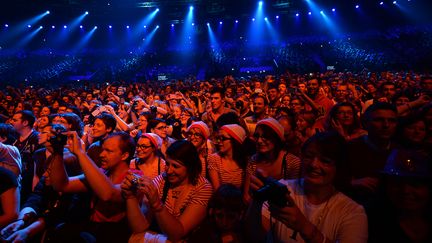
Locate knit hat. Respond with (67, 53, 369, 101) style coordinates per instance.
(257, 117, 285, 141)
(141, 133, 162, 149)
(187, 121, 211, 140)
(221, 124, 247, 144)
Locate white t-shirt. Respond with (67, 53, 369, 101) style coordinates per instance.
(262, 179, 368, 243)
(0, 142, 22, 176)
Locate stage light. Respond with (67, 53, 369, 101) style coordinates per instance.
(51, 25, 55, 29)
(4, 24, 8, 28)
(63, 25, 67, 29)
(235, 20, 239, 23)
(171, 24, 174, 27)
(207, 23, 210, 26)
(109, 25, 112, 29)
(264, 17, 268, 21)
(276, 16, 279, 19)
(46, 11, 50, 14)
(126, 25, 130, 29)
(355, 5, 359, 9)
(296, 13, 299, 17)
(190, 6, 194, 11)
(332, 8, 336, 12)
(393, 1, 397, 4)
(259, 1, 263, 6)
(192, 23, 195, 26)
(28, 25, 32, 28)
(85, 11, 89, 15)
(380, 2, 384, 5)
(156, 8, 159, 12)
(156, 25, 159, 28)
(320, 10, 324, 14)
(308, 12, 312, 15)
(39, 26, 43, 29)
(252, 18, 255, 21)
(94, 26, 97, 29)
(219, 21, 223, 25)
(79, 25, 82, 29)
(144, 25, 147, 28)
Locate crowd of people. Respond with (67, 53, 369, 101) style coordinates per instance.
(0, 70, 431, 242)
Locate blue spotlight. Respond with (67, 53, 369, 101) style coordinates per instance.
(355, 5, 359, 9)
(46, 11, 50, 14)
(85, 11, 89, 15)
(51, 25, 55, 29)
(63, 25, 67, 29)
(28, 25, 32, 28)
(264, 17, 268, 21)
(156, 8, 159, 12)
(109, 25, 112, 29)
(156, 25, 159, 28)
(308, 12, 312, 15)
(79, 25, 82, 29)
(207, 23, 210, 26)
(332, 8, 336, 12)
(393, 1, 397, 4)
(192, 23, 195, 26)
(94, 26, 97, 29)
(380, 2, 384, 5)
(320, 10, 324, 14)
(171, 24, 174, 27)
(259, 1, 263, 6)
(252, 18, 255, 21)
(190, 6, 194, 11)
(276, 15, 279, 19)
(39, 26, 43, 29)
(235, 20, 239, 23)
(5, 24, 8, 28)
(296, 13, 299, 17)
(126, 25, 130, 29)
(219, 21, 223, 25)
(144, 25, 147, 28)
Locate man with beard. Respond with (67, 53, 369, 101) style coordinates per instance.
(305, 78, 334, 117)
(202, 87, 237, 134)
(243, 93, 269, 137)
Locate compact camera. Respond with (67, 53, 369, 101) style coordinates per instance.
(49, 129, 67, 146)
(253, 177, 290, 207)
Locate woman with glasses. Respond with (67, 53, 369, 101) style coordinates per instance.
(186, 121, 212, 177)
(129, 111, 153, 140)
(244, 118, 301, 202)
(122, 140, 213, 242)
(129, 133, 165, 180)
(324, 102, 366, 141)
(149, 118, 176, 157)
(208, 124, 247, 190)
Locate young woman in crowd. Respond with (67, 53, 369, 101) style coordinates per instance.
(129, 133, 166, 180)
(208, 124, 248, 190)
(244, 118, 302, 202)
(122, 140, 213, 242)
(186, 121, 212, 177)
(324, 102, 367, 141)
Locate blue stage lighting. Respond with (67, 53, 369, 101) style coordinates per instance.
(79, 25, 82, 29)
(51, 25, 55, 29)
(308, 12, 312, 15)
(252, 18, 255, 21)
(355, 5, 359, 9)
(332, 8, 336, 12)
(85, 11, 89, 15)
(393, 1, 397, 4)
(380, 2, 384, 5)
(28, 25, 32, 28)
(171, 24, 174, 27)
(207, 23, 210, 26)
(235, 20, 239, 23)
(64, 25, 67, 29)
(259, 1, 263, 6)
(109, 25, 112, 29)
(156, 8, 159, 12)
(219, 21, 223, 25)
(144, 25, 147, 28)
(276, 16, 279, 19)
(190, 6, 194, 11)
(192, 23, 195, 26)
(94, 26, 97, 29)
(264, 17, 268, 21)
(320, 10, 324, 14)
(5, 24, 8, 28)
(46, 11, 50, 14)
(39, 26, 43, 29)
(156, 25, 159, 28)
(296, 13, 299, 17)
(126, 25, 130, 29)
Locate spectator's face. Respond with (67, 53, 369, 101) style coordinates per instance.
(291, 99, 303, 113)
(37, 116, 50, 129)
(213, 208, 243, 232)
(254, 127, 275, 154)
(136, 137, 155, 160)
(278, 84, 287, 94)
(214, 130, 233, 155)
(152, 122, 168, 139)
(210, 93, 224, 111)
(100, 136, 127, 170)
(335, 85, 348, 101)
(38, 125, 54, 146)
(386, 177, 430, 213)
(403, 120, 426, 144)
(165, 157, 188, 186)
(58, 106, 67, 114)
(421, 78, 432, 92)
(366, 109, 397, 140)
(10, 114, 26, 132)
(253, 97, 266, 114)
(268, 88, 278, 101)
(32, 106, 41, 117)
(281, 96, 290, 107)
(298, 83, 307, 93)
(86, 94, 93, 101)
(138, 115, 148, 131)
(307, 79, 320, 96)
(301, 145, 336, 187)
(173, 106, 182, 119)
(92, 118, 111, 138)
(41, 107, 51, 116)
(382, 84, 396, 99)
(278, 117, 294, 141)
(187, 127, 205, 148)
(335, 106, 354, 126)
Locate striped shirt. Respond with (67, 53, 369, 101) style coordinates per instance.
(208, 153, 245, 189)
(153, 175, 213, 218)
(247, 151, 301, 180)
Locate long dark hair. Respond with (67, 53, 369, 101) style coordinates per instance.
(166, 140, 202, 185)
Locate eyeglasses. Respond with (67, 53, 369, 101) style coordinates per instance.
(187, 132, 203, 139)
(155, 125, 168, 130)
(136, 144, 153, 150)
(213, 136, 231, 143)
(253, 133, 270, 141)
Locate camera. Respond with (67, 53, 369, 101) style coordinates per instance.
(130, 172, 142, 193)
(253, 177, 289, 207)
(150, 105, 157, 114)
(235, 100, 244, 110)
(49, 129, 67, 146)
